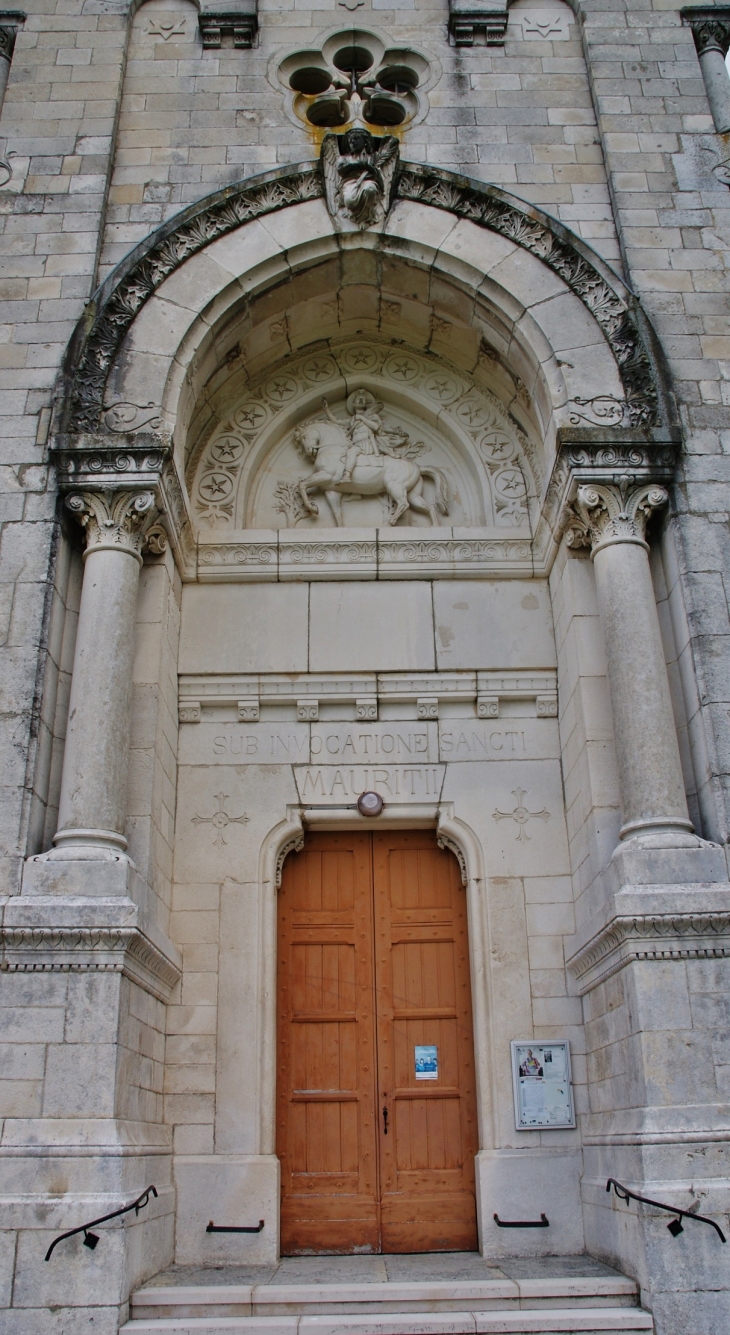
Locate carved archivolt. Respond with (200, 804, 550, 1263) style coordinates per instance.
(59, 166, 666, 436)
(188, 338, 536, 533)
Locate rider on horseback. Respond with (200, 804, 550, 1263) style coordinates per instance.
(321, 390, 384, 484)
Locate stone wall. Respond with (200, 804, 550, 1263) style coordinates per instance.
(0, 0, 729, 1331)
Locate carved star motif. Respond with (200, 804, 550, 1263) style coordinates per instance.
(199, 473, 232, 499)
(212, 440, 240, 461)
(305, 359, 333, 381)
(389, 358, 417, 380)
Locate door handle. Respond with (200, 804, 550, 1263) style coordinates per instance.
(382, 1105, 388, 1135)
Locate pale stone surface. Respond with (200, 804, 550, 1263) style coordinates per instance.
(309, 583, 436, 672)
(179, 585, 309, 673)
(433, 582, 556, 670)
(2, 1, 730, 1330)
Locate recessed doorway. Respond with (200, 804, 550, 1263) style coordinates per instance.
(277, 829, 479, 1254)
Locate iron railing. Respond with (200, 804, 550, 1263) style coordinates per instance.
(45, 1186, 158, 1261)
(606, 1177, 726, 1242)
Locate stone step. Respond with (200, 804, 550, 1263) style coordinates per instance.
(130, 1277, 640, 1321)
(121, 1309, 653, 1335)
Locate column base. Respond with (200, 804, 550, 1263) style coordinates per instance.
(51, 826, 129, 855)
(609, 830, 727, 891)
(0, 1120, 174, 1335)
(582, 1128, 730, 1335)
(23, 845, 138, 897)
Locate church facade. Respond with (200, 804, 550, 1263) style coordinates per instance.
(1, 0, 730, 1331)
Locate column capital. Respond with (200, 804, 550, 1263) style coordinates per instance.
(0, 12, 25, 62)
(52, 432, 194, 573)
(682, 6, 730, 57)
(540, 430, 678, 560)
(568, 477, 669, 557)
(65, 488, 164, 564)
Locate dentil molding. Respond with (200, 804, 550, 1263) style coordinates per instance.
(177, 669, 557, 723)
(0, 924, 182, 1002)
(567, 911, 730, 995)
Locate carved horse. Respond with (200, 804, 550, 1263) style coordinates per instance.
(294, 422, 449, 527)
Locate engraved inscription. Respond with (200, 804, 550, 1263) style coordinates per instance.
(212, 727, 310, 759)
(295, 765, 445, 803)
(310, 726, 434, 762)
(439, 727, 529, 758)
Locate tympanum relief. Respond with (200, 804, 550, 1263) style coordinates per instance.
(295, 390, 448, 526)
(188, 340, 537, 533)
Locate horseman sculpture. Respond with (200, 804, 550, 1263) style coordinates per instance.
(293, 391, 449, 527)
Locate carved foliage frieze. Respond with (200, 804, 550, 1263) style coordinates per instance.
(66, 169, 324, 433)
(1, 926, 182, 1002)
(396, 167, 659, 428)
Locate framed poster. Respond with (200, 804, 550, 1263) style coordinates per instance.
(511, 1040, 575, 1130)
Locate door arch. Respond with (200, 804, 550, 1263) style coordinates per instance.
(276, 828, 479, 1254)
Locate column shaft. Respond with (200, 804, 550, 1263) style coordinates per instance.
(50, 488, 157, 857)
(592, 539, 692, 840)
(55, 546, 141, 850)
(698, 46, 730, 133)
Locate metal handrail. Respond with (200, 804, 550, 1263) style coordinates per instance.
(44, 1185, 158, 1261)
(606, 1177, 726, 1243)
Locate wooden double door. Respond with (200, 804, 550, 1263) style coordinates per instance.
(277, 830, 479, 1254)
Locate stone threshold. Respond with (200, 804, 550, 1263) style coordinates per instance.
(126, 1254, 650, 1331)
(123, 1309, 653, 1333)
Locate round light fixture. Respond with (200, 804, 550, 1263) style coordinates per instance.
(357, 791, 384, 817)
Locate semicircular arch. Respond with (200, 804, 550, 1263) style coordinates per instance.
(57, 163, 673, 452)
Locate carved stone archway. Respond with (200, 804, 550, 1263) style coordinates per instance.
(57, 163, 675, 442)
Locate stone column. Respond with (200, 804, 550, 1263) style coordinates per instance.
(687, 14, 730, 134)
(0, 24, 16, 113)
(572, 476, 695, 845)
(50, 488, 158, 858)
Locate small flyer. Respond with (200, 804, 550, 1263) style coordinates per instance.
(511, 1040, 575, 1129)
(414, 1045, 438, 1080)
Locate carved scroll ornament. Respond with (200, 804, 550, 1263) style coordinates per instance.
(569, 477, 669, 554)
(65, 489, 163, 563)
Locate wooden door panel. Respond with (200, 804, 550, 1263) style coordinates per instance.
(278, 833, 379, 1254)
(279, 829, 478, 1255)
(373, 831, 478, 1253)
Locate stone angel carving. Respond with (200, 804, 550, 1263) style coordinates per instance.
(321, 129, 399, 230)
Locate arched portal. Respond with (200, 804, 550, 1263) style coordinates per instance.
(48, 164, 678, 1266)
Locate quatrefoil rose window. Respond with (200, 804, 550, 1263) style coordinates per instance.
(278, 30, 431, 131)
